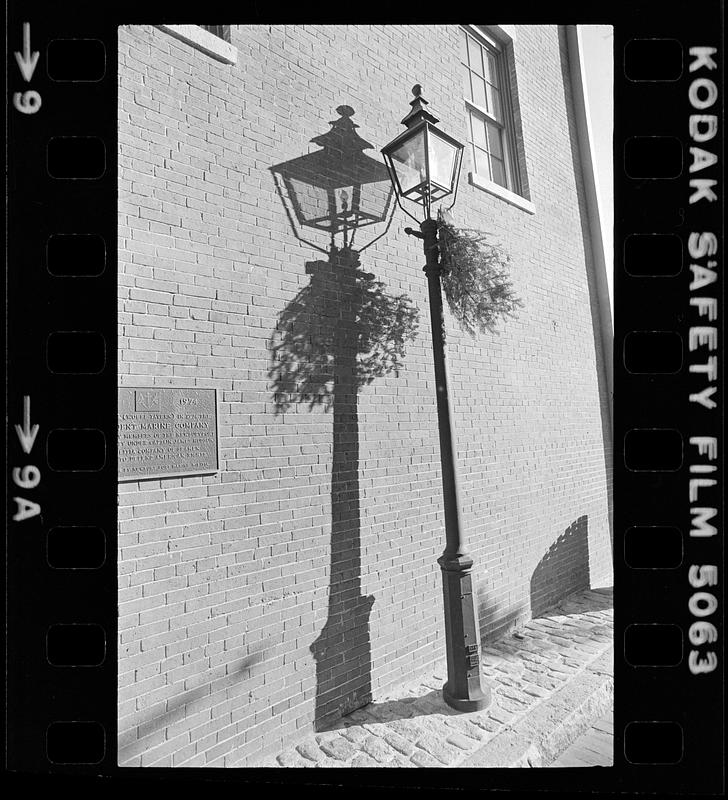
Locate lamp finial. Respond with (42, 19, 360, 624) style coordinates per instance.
(401, 83, 439, 128)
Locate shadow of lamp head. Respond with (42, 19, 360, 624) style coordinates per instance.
(271, 106, 394, 251)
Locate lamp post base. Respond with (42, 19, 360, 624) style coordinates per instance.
(439, 554, 492, 713)
(442, 681, 491, 713)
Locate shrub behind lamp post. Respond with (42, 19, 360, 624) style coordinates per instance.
(382, 85, 491, 712)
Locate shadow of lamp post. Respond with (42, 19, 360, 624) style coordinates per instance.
(270, 108, 419, 728)
(381, 85, 491, 712)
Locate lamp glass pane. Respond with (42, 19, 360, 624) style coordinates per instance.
(390, 130, 427, 195)
(358, 180, 391, 221)
(428, 131, 458, 191)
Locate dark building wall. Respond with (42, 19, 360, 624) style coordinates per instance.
(117, 23, 612, 767)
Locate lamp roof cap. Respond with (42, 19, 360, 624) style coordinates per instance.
(400, 84, 440, 128)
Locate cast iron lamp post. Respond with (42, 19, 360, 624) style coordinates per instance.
(382, 85, 491, 712)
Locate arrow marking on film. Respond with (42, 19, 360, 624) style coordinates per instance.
(15, 395, 39, 454)
(15, 22, 39, 83)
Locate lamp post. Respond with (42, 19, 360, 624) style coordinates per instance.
(382, 85, 491, 712)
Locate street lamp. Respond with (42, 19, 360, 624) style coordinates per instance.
(382, 85, 491, 712)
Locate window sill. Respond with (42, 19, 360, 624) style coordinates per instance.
(156, 25, 237, 64)
(468, 172, 536, 214)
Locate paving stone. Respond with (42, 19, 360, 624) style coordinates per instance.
(350, 752, 380, 768)
(445, 731, 479, 751)
(491, 674, 520, 688)
(531, 619, 562, 630)
(381, 729, 417, 756)
(573, 641, 604, 654)
(389, 753, 416, 767)
(578, 732, 613, 755)
(410, 748, 442, 767)
(527, 672, 563, 690)
(441, 714, 489, 741)
(345, 709, 374, 725)
(589, 657, 614, 677)
(561, 617, 594, 628)
(368, 702, 413, 721)
(399, 695, 421, 707)
(415, 732, 461, 764)
(409, 694, 446, 715)
(361, 734, 398, 764)
(496, 684, 532, 703)
(413, 714, 450, 739)
(549, 635, 577, 647)
(385, 718, 425, 744)
(520, 655, 549, 670)
(495, 692, 534, 714)
(547, 663, 579, 677)
(481, 667, 502, 680)
(295, 741, 324, 762)
(488, 706, 516, 726)
(276, 750, 309, 767)
(558, 744, 610, 766)
(339, 724, 370, 744)
(315, 756, 346, 768)
(522, 682, 552, 698)
(319, 736, 358, 761)
(468, 714, 501, 733)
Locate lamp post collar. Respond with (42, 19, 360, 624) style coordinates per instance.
(400, 84, 440, 128)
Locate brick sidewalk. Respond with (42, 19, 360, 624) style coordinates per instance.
(249, 586, 613, 768)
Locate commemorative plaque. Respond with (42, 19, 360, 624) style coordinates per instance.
(118, 387, 219, 481)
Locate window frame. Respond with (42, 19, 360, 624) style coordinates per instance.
(460, 25, 535, 214)
(199, 25, 232, 43)
(156, 25, 237, 64)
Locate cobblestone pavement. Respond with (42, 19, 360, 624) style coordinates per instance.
(254, 586, 613, 768)
(549, 711, 613, 767)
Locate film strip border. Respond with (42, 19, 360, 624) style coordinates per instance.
(7, 10, 116, 771)
(614, 21, 724, 793)
(5, 5, 725, 790)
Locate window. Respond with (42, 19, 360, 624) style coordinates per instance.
(157, 25, 237, 64)
(460, 26, 525, 200)
(200, 25, 231, 43)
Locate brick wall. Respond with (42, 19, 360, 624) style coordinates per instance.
(117, 24, 612, 767)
